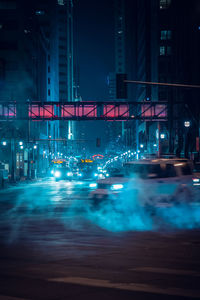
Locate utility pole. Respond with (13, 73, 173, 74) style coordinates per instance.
(10, 137, 15, 182)
(168, 88, 173, 153)
(27, 119, 31, 179)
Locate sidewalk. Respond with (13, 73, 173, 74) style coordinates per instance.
(0, 176, 47, 190)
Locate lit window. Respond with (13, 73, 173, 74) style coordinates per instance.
(166, 46, 171, 55)
(160, 46, 165, 55)
(58, 0, 64, 5)
(160, 0, 171, 9)
(161, 30, 172, 40)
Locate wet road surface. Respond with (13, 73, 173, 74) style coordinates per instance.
(0, 179, 200, 299)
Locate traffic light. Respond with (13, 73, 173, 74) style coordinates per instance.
(96, 138, 101, 147)
(116, 73, 127, 99)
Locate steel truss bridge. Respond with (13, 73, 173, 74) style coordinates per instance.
(0, 101, 167, 121)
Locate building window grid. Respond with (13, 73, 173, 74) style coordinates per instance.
(160, 46, 172, 56)
(161, 30, 172, 40)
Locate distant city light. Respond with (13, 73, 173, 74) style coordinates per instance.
(153, 144, 157, 147)
(184, 121, 190, 128)
(140, 144, 144, 148)
(19, 141, 23, 146)
(33, 145, 37, 149)
(160, 133, 165, 139)
(35, 10, 45, 16)
(20, 146, 23, 149)
(2, 141, 7, 146)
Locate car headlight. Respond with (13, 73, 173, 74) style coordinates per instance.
(54, 171, 61, 178)
(89, 183, 97, 188)
(67, 172, 73, 177)
(193, 178, 200, 186)
(111, 184, 124, 190)
(193, 178, 200, 183)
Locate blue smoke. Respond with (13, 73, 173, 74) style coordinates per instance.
(1, 178, 200, 243)
(85, 179, 200, 232)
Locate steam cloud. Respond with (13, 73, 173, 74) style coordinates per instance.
(0, 178, 200, 244)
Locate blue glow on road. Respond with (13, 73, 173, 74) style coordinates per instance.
(0, 178, 200, 243)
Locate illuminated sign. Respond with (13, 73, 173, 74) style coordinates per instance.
(81, 159, 93, 163)
(92, 154, 104, 160)
(51, 159, 66, 164)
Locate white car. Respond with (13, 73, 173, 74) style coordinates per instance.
(89, 159, 199, 210)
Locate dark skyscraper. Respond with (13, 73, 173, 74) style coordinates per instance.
(0, 0, 74, 177)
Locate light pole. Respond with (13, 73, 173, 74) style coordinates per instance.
(184, 120, 191, 158)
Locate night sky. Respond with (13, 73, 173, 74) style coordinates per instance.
(74, 0, 115, 101)
(74, 0, 115, 153)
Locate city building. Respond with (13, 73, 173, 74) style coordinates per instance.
(109, 0, 200, 158)
(0, 0, 75, 179)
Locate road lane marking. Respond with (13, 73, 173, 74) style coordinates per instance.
(130, 267, 200, 276)
(0, 296, 28, 300)
(48, 276, 200, 298)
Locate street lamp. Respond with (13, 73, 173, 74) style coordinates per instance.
(184, 121, 190, 128)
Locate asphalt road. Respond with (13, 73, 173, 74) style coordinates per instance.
(0, 178, 200, 300)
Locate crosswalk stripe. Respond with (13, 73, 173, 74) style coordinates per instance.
(0, 296, 28, 300)
(48, 276, 200, 298)
(130, 267, 200, 276)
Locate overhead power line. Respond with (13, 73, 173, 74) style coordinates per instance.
(125, 80, 200, 89)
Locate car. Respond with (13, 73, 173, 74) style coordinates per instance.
(53, 167, 74, 181)
(89, 158, 199, 210)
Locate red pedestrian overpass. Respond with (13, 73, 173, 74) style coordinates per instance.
(0, 101, 167, 121)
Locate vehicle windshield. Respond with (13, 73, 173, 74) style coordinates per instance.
(55, 167, 71, 172)
(124, 163, 177, 179)
(180, 164, 192, 175)
(109, 168, 125, 177)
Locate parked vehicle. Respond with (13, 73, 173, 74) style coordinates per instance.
(89, 159, 199, 209)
